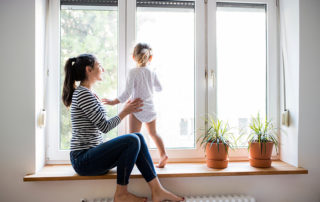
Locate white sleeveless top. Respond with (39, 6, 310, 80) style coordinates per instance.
(117, 66, 162, 123)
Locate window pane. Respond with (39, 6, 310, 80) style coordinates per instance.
(136, 5, 195, 148)
(60, 6, 118, 150)
(216, 4, 267, 147)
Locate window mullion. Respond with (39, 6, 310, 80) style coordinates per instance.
(118, 0, 127, 135)
(266, 1, 280, 160)
(207, 0, 217, 123)
(126, 0, 137, 70)
(116, 0, 137, 136)
(194, 0, 207, 159)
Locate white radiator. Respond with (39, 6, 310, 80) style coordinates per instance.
(82, 194, 255, 202)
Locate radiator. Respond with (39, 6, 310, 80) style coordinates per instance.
(81, 194, 256, 202)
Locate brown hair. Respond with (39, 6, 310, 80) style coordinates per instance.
(133, 43, 152, 67)
(62, 54, 96, 107)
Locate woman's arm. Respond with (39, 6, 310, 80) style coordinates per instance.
(118, 99, 143, 120)
(77, 89, 143, 133)
(77, 90, 121, 133)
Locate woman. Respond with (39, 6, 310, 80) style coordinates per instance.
(62, 54, 184, 202)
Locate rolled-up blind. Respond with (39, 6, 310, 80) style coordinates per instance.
(61, 0, 118, 6)
(217, 2, 266, 9)
(137, 0, 195, 9)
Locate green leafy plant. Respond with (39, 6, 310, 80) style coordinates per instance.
(247, 113, 279, 154)
(197, 114, 235, 153)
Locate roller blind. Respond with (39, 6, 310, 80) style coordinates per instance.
(217, 2, 266, 9)
(61, 0, 118, 6)
(136, 0, 194, 9)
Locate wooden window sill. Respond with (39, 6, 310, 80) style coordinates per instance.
(23, 160, 308, 182)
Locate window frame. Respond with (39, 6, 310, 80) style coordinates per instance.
(206, 0, 279, 160)
(131, 0, 205, 162)
(46, 0, 127, 163)
(46, 0, 278, 164)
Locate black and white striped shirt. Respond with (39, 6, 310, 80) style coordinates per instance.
(70, 85, 121, 151)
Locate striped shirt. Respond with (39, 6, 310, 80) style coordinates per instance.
(70, 85, 121, 151)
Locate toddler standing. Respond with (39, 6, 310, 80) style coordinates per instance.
(102, 43, 168, 168)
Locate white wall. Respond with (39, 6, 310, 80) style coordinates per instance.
(298, 0, 320, 197)
(279, 0, 300, 167)
(1, 0, 320, 202)
(0, 0, 36, 201)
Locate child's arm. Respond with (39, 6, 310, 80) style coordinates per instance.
(154, 72, 162, 92)
(117, 69, 135, 103)
(101, 98, 120, 105)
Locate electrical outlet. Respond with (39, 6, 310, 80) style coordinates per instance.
(281, 110, 290, 127)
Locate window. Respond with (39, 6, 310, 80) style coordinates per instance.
(136, 1, 195, 148)
(46, 0, 278, 163)
(60, 1, 119, 150)
(47, 0, 122, 161)
(216, 3, 267, 147)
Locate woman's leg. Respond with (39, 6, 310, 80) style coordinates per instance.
(72, 134, 147, 202)
(145, 120, 168, 168)
(148, 178, 184, 202)
(114, 184, 147, 202)
(133, 133, 157, 182)
(129, 114, 142, 133)
(133, 133, 184, 202)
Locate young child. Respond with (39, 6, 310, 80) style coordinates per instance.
(102, 43, 168, 168)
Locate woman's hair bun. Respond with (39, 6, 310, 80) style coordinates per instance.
(70, 57, 77, 62)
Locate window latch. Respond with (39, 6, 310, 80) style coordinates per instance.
(209, 69, 215, 88)
(205, 69, 216, 88)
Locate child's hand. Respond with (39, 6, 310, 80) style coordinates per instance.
(101, 98, 119, 105)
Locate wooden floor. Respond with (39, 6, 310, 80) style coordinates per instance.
(24, 161, 308, 182)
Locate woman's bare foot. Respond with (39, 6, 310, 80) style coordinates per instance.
(156, 155, 168, 168)
(114, 192, 147, 202)
(114, 184, 147, 202)
(152, 187, 184, 202)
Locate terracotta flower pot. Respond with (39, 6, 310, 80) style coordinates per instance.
(249, 142, 274, 168)
(205, 142, 229, 169)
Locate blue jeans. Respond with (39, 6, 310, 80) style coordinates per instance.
(70, 133, 157, 185)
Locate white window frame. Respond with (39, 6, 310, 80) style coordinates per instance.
(208, 0, 279, 160)
(130, 0, 206, 162)
(46, 0, 128, 163)
(46, 0, 278, 163)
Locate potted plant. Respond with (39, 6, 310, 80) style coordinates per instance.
(247, 113, 279, 168)
(198, 115, 235, 169)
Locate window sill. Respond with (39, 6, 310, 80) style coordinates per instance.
(23, 160, 308, 182)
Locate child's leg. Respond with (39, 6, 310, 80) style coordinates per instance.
(145, 119, 168, 168)
(129, 114, 142, 133)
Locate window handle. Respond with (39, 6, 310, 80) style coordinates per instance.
(209, 69, 216, 88)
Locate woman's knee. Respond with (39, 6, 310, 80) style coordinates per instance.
(133, 132, 149, 146)
(124, 134, 141, 149)
(134, 133, 147, 141)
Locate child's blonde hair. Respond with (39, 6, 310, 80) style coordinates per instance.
(133, 43, 152, 67)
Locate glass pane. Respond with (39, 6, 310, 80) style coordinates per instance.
(136, 6, 195, 148)
(60, 6, 118, 150)
(216, 4, 267, 147)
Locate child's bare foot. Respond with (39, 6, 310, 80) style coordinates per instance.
(152, 187, 184, 202)
(156, 155, 168, 168)
(114, 192, 147, 202)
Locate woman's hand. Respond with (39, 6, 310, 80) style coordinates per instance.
(101, 98, 120, 105)
(118, 98, 143, 120)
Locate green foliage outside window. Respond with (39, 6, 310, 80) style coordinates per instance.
(60, 8, 118, 150)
